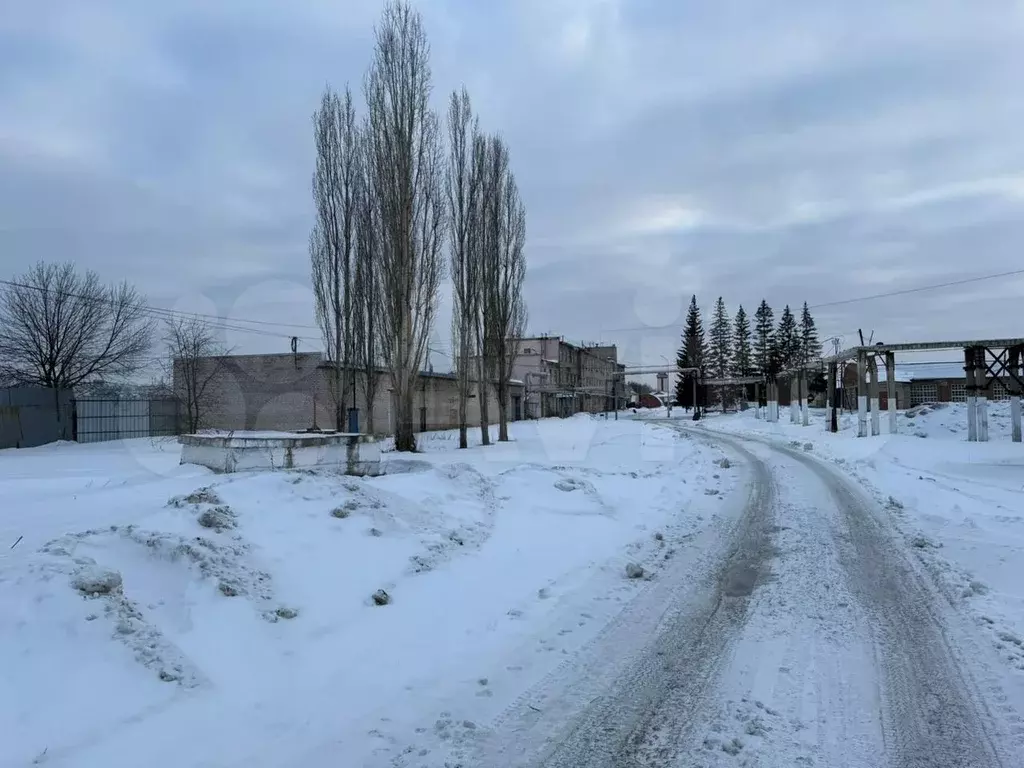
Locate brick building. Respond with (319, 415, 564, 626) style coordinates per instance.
(511, 336, 625, 418)
(174, 352, 522, 435)
(841, 361, 1016, 409)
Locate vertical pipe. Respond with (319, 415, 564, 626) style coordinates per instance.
(827, 361, 837, 433)
(977, 348, 989, 442)
(965, 347, 977, 442)
(869, 355, 880, 437)
(1011, 347, 1022, 443)
(857, 350, 868, 437)
(886, 351, 897, 434)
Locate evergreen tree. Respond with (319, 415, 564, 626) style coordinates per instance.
(799, 302, 820, 365)
(731, 305, 753, 376)
(776, 305, 800, 371)
(732, 305, 754, 403)
(674, 295, 705, 408)
(753, 300, 775, 377)
(707, 297, 732, 411)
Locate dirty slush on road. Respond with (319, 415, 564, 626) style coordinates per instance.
(456, 428, 1019, 768)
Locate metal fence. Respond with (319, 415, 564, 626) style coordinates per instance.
(0, 387, 75, 449)
(72, 397, 182, 443)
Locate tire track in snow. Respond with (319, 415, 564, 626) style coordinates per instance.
(454, 432, 776, 767)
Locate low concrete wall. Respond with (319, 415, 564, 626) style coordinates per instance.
(179, 432, 381, 476)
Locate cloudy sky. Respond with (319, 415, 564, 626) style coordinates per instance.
(3, 0, 1023, 374)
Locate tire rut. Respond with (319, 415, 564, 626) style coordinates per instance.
(529, 434, 777, 768)
(730, 434, 1014, 768)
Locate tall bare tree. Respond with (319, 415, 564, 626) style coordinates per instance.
(470, 132, 492, 446)
(481, 136, 528, 441)
(310, 85, 361, 431)
(0, 262, 154, 389)
(365, 1, 446, 452)
(353, 121, 385, 435)
(447, 87, 482, 449)
(165, 316, 230, 433)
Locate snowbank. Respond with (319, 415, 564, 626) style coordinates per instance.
(1, 417, 734, 767)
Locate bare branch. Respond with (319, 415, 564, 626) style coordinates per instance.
(310, 84, 361, 430)
(365, 0, 446, 451)
(0, 262, 154, 389)
(165, 317, 231, 433)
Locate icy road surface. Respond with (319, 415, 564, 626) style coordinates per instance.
(459, 428, 1024, 767)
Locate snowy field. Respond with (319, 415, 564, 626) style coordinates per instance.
(695, 400, 1024, 678)
(0, 415, 735, 768)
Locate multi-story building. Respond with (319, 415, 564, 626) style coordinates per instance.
(512, 336, 624, 418)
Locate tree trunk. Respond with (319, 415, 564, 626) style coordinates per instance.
(497, 384, 509, 441)
(477, 358, 491, 446)
(394, 378, 417, 452)
(458, 391, 468, 449)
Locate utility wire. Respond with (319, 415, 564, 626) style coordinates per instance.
(600, 268, 1024, 334)
(807, 268, 1024, 310)
(0, 277, 323, 344)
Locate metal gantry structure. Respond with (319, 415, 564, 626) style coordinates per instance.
(615, 337, 1024, 443)
(809, 337, 1024, 442)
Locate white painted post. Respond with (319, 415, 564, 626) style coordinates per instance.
(869, 355, 880, 437)
(790, 377, 798, 423)
(886, 352, 897, 434)
(965, 348, 977, 442)
(977, 350, 990, 442)
(768, 380, 778, 423)
(857, 350, 868, 438)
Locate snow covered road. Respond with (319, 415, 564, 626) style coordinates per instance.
(465, 428, 1024, 767)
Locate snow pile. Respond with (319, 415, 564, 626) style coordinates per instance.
(1, 416, 735, 768)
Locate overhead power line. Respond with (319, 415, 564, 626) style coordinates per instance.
(0, 277, 323, 344)
(807, 267, 1024, 310)
(599, 267, 1024, 334)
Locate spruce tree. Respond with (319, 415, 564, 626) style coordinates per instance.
(753, 300, 775, 377)
(708, 297, 732, 411)
(799, 302, 820, 364)
(732, 305, 753, 403)
(732, 305, 753, 377)
(776, 305, 800, 371)
(674, 295, 705, 409)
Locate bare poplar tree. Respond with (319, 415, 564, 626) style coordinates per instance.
(365, 1, 445, 452)
(447, 87, 482, 449)
(310, 85, 360, 431)
(470, 132, 492, 446)
(0, 262, 154, 389)
(165, 317, 230, 433)
(353, 120, 385, 435)
(481, 136, 528, 441)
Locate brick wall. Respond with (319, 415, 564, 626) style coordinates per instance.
(176, 352, 523, 435)
(175, 352, 328, 432)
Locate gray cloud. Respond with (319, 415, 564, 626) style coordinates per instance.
(2, 0, 1023, 376)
